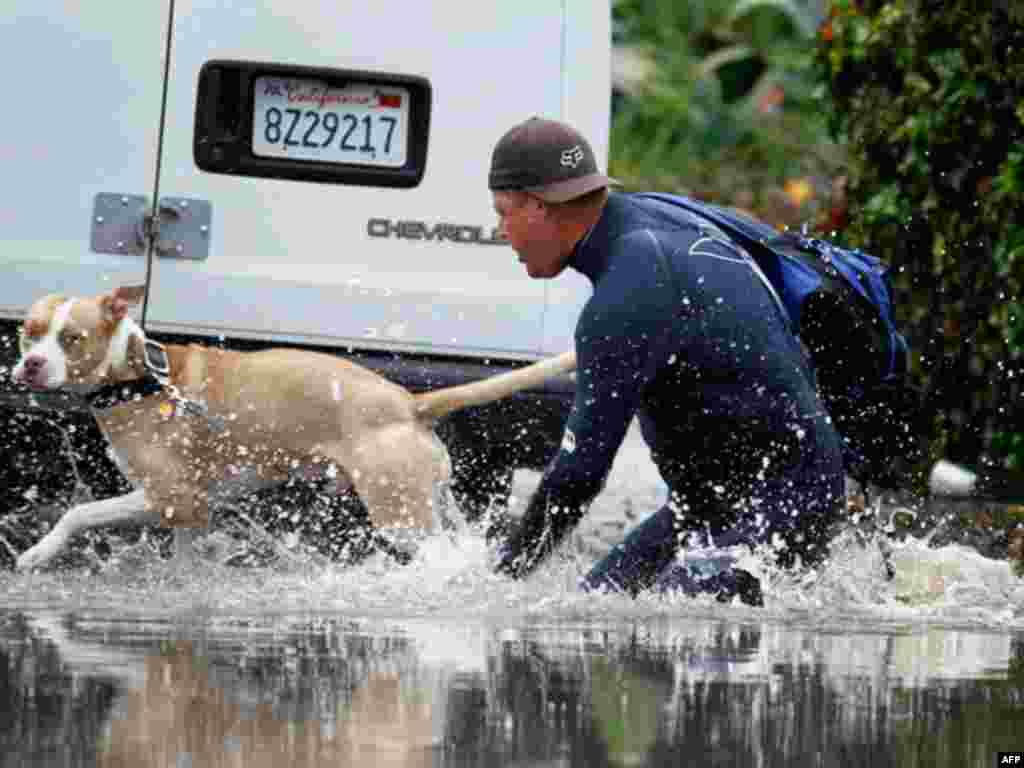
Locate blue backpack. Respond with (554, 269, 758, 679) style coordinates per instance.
(636, 193, 921, 482)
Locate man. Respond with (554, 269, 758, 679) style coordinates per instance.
(488, 117, 845, 606)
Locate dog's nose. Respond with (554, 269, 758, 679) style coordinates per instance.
(21, 355, 45, 374)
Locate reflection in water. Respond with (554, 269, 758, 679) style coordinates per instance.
(98, 639, 440, 767)
(1, 612, 1023, 768)
(0, 614, 120, 768)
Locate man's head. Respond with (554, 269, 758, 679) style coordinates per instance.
(489, 117, 615, 278)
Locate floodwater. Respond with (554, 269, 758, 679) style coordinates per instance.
(3, 427, 1024, 767)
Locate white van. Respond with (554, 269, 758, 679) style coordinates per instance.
(0, 1, 611, 525)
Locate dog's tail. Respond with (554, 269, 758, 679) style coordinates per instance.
(413, 350, 576, 422)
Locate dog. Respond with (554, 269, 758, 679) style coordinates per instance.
(10, 285, 575, 570)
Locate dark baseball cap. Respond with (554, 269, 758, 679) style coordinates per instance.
(488, 117, 619, 203)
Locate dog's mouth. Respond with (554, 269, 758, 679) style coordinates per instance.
(12, 369, 55, 391)
(20, 378, 54, 391)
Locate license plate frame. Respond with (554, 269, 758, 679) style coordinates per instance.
(194, 60, 431, 188)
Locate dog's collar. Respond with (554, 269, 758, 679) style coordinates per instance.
(85, 374, 166, 410)
(85, 339, 171, 410)
(142, 339, 171, 382)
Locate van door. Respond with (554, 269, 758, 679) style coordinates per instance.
(0, 4, 169, 317)
(144, 0, 567, 360)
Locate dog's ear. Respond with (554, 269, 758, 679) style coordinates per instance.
(102, 285, 146, 322)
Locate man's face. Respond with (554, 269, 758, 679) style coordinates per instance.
(492, 191, 569, 279)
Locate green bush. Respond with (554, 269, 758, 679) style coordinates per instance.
(818, 0, 1024, 468)
(611, 0, 842, 230)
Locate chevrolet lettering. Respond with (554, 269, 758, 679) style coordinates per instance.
(367, 218, 507, 245)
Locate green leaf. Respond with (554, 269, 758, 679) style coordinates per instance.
(904, 72, 932, 95)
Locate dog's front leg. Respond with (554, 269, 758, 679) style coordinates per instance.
(15, 489, 156, 571)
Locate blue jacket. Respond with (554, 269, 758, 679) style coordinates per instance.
(497, 193, 844, 577)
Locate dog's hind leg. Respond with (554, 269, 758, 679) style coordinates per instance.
(338, 424, 452, 533)
(15, 489, 156, 571)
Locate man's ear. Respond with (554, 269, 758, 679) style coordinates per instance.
(102, 285, 146, 322)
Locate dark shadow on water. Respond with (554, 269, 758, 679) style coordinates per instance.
(1, 611, 1022, 767)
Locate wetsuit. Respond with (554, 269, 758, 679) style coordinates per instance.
(495, 193, 844, 598)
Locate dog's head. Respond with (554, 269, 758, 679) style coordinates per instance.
(12, 286, 147, 390)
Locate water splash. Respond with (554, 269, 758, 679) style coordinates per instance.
(2, 425, 1023, 630)
(2, 511, 1021, 632)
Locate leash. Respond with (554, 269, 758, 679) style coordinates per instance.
(139, 0, 177, 331)
(85, 337, 226, 432)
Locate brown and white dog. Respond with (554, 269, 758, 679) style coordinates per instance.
(10, 286, 575, 570)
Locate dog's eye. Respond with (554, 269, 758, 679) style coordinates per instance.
(60, 330, 82, 347)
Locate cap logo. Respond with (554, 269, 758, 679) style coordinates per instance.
(560, 145, 585, 169)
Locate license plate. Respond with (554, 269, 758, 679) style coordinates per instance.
(252, 76, 409, 168)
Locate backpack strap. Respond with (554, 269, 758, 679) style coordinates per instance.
(635, 193, 797, 334)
